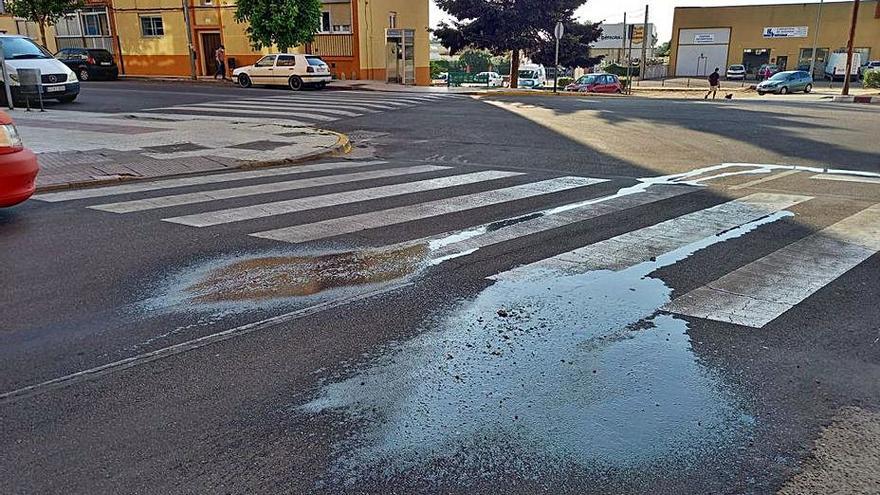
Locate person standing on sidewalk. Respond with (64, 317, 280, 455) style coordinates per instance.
(214, 45, 227, 81)
(705, 68, 720, 99)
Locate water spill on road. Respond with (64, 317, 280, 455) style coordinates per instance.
(138, 244, 428, 315)
(301, 213, 792, 488)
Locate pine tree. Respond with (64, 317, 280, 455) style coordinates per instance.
(434, 0, 588, 88)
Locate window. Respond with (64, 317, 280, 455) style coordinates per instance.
(254, 55, 276, 67)
(799, 47, 829, 68)
(854, 47, 871, 66)
(81, 12, 108, 36)
(55, 14, 82, 37)
(388, 11, 397, 29)
(276, 55, 296, 67)
(319, 11, 331, 33)
(140, 15, 164, 37)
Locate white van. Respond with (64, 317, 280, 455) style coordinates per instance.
(0, 35, 80, 104)
(517, 64, 547, 89)
(824, 52, 861, 81)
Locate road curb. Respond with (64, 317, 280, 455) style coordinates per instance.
(832, 95, 880, 104)
(34, 129, 352, 193)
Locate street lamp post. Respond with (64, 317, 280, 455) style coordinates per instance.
(809, 0, 824, 78)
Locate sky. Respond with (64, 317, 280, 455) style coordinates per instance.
(430, 0, 827, 43)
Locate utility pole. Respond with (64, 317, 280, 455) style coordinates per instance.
(809, 0, 824, 78)
(842, 0, 860, 95)
(640, 5, 649, 84)
(621, 12, 627, 65)
(626, 25, 634, 94)
(182, 0, 197, 80)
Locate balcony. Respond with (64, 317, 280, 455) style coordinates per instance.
(309, 34, 353, 58)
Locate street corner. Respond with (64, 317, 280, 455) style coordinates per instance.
(11, 110, 346, 191)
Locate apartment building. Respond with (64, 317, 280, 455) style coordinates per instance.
(0, 0, 430, 85)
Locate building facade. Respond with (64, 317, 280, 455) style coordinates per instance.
(0, 0, 431, 85)
(670, 1, 880, 77)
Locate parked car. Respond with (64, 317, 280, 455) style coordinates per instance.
(54, 48, 118, 81)
(756, 70, 813, 95)
(0, 110, 39, 207)
(517, 64, 547, 89)
(866, 60, 880, 70)
(471, 71, 503, 87)
(825, 52, 861, 81)
(757, 64, 779, 80)
(726, 64, 746, 80)
(432, 72, 449, 86)
(565, 73, 622, 93)
(0, 34, 79, 104)
(233, 54, 331, 90)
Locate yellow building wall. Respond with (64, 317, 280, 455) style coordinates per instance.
(0, 15, 60, 52)
(670, 1, 880, 75)
(356, 0, 431, 85)
(114, 0, 192, 75)
(324, 3, 352, 29)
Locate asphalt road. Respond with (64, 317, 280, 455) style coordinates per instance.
(2, 81, 880, 494)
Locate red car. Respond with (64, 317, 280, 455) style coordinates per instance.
(565, 73, 623, 93)
(0, 111, 39, 207)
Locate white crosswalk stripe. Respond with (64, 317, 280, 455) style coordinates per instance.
(47, 162, 880, 331)
(138, 91, 464, 125)
(664, 204, 880, 328)
(250, 176, 607, 244)
(34, 160, 386, 202)
(164, 170, 525, 227)
(90, 165, 451, 213)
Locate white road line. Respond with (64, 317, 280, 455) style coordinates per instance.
(493, 193, 813, 280)
(729, 170, 802, 190)
(264, 96, 412, 108)
(664, 204, 880, 328)
(811, 174, 880, 185)
(263, 94, 416, 104)
(35, 161, 386, 202)
(90, 165, 450, 213)
(195, 100, 381, 114)
(235, 98, 393, 110)
(158, 106, 343, 121)
(165, 170, 525, 227)
(0, 282, 412, 404)
(424, 184, 695, 263)
(123, 112, 310, 125)
(251, 176, 607, 244)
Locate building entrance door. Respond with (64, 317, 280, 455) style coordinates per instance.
(201, 32, 222, 77)
(742, 48, 770, 77)
(776, 55, 788, 71)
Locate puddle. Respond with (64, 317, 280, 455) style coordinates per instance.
(137, 244, 428, 317)
(186, 244, 427, 303)
(298, 213, 788, 488)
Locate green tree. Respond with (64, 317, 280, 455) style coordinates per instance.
(5, 0, 83, 47)
(529, 20, 603, 69)
(435, 0, 586, 88)
(458, 48, 492, 73)
(655, 41, 671, 58)
(235, 0, 321, 52)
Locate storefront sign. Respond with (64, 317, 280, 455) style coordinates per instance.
(693, 33, 715, 44)
(762, 26, 808, 38)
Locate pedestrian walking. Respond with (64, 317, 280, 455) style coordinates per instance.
(705, 67, 720, 99)
(214, 45, 226, 80)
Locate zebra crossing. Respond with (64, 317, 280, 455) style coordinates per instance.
(35, 161, 880, 330)
(128, 90, 466, 126)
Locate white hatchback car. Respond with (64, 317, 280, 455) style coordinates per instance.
(726, 64, 746, 80)
(233, 54, 331, 91)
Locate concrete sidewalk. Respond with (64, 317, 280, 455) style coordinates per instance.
(11, 109, 347, 191)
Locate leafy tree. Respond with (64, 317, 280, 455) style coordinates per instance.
(435, 0, 586, 88)
(530, 20, 603, 69)
(235, 0, 321, 52)
(458, 48, 492, 73)
(655, 41, 671, 58)
(5, 0, 83, 47)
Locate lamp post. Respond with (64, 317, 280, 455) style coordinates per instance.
(808, 0, 824, 78)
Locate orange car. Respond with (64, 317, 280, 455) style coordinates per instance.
(0, 111, 39, 207)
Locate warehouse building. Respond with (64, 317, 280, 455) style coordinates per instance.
(670, 0, 880, 77)
(590, 22, 658, 63)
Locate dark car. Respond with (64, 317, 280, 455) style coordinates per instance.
(54, 48, 118, 81)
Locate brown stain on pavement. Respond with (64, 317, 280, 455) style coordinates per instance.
(186, 244, 428, 303)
